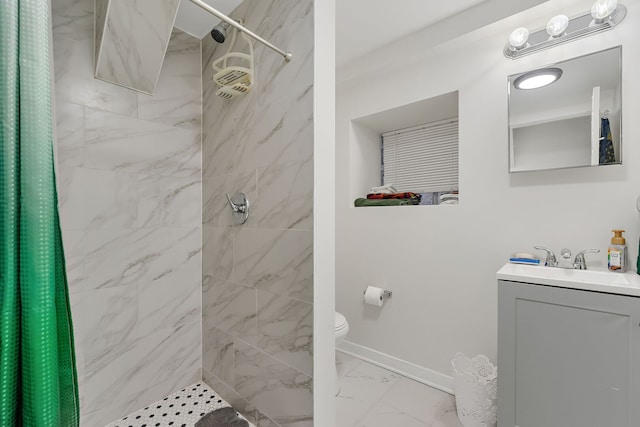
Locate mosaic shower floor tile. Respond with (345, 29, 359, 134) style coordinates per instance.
(104, 382, 254, 427)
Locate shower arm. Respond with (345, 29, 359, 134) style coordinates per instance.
(189, 0, 293, 62)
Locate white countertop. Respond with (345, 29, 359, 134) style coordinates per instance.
(497, 263, 640, 297)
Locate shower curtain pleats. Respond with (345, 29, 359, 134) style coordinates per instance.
(0, 0, 80, 425)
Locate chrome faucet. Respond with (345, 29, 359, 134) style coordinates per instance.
(534, 246, 600, 270)
(573, 249, 600, 270)
(534, 246, 557, 267)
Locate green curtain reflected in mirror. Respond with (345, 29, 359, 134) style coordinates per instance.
(0, 0, 80, 425)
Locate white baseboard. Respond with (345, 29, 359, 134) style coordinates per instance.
(337, 340, 454, 395)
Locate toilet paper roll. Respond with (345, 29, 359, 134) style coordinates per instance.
(364, 286, 384, 307)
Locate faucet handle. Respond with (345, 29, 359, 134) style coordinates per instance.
(534, 246, 558, 267)
(573, 249, 600, 270)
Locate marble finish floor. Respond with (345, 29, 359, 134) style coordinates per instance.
(105, 354, 460, 427)
(336, 352, 463, 427)
(104, 382, 254, 427)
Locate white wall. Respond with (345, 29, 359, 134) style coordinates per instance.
(336, 0, 640, 391)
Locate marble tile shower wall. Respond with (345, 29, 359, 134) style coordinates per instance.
(200, 0, 314, 426)
(52, 1, 202, 425)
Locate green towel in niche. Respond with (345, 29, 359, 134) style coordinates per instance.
(354, 198, 412, 207)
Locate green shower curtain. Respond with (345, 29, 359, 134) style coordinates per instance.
(0, 0, 80, 426)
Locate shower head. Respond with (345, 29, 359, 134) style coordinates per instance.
(210, 21, 229, 43)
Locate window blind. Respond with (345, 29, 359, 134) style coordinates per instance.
(382, 118, 458, 193)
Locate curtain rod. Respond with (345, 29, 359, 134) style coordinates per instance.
(189, 0, 292, 62)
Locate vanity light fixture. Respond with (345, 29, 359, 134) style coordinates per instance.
(504, 1, 626, 59)
(513, 68, 563, 90)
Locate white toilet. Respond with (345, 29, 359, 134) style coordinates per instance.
(335, 312, 349, 395)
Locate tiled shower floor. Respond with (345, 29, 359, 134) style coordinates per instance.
(105, 382, 254, 427)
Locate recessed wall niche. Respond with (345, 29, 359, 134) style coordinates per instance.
(348, 91, 459, 206)
(94, 0, 180, 94)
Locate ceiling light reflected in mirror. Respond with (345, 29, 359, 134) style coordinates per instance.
(513, 68, 563, 90)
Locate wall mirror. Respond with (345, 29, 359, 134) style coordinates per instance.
(508, 46, 622, 172)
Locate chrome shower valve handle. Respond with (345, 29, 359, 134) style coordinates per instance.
(226, 192, 249, 224)
(226, 193, 245, 213)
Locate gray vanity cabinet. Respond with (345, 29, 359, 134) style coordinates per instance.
(497, 280, 640, 427)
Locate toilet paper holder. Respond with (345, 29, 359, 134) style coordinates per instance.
(363, 288, 392, 298)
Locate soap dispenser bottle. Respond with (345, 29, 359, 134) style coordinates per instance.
(608, 229, 627, 272)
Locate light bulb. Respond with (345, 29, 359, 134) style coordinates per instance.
(591, 0, 618, 21)
(509, 27, 529, 50)
(546, 15, 569, 38)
